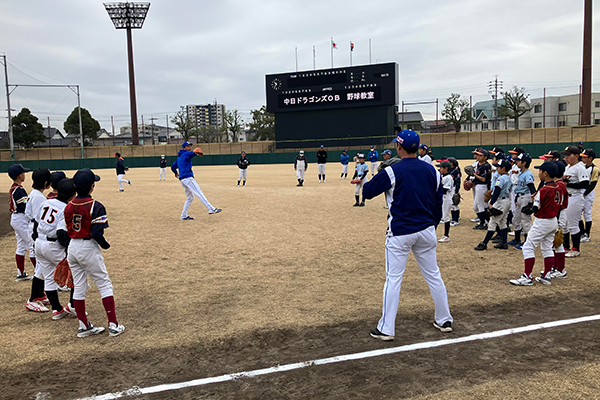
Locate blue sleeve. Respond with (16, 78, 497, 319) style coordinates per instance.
(362, 170, 391, 200)
(171, 159, 178, 173)
(490, 186, 502, 204)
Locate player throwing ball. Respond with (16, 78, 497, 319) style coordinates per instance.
(171, 141, 222, 220)
(364, 129, 453, 341)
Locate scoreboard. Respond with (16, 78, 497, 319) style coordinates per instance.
(266, 62, 398, 113)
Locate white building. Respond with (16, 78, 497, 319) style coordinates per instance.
(529, 92, 600, 128)
(186, 103, 226, 130)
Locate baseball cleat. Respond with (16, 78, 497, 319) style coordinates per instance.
(128, 180, 132, 186)
(565, 249, 581, 258)
(494, 243, 508, 249)
(550, 269, 568, 279)
(26, 300, 49, 312)
(514, 243, 524, 250)
(181, 216, 194, 220)
(473, 224, 487, 230)
(353, 202, 360, 207)
(209, 208, 222, 215)
(507, 239, 520, 246)
(508, 231, 515, 236)
(64, 302, 77, 316)
(580, 235, 590, 243)
(77, 322, 105, 338)
(109, 322, 126, 337)
(474, 242, 487, 251)
(370, 328, 394, 341)
(33, 295, 51, 306)
(52, 308, 69, 320)
(438, 236, 450, 243)
(433, 321, 453, 333)
(359, 202, 365, 207)
(510, 274, 533, 286)
(535, 273, 552, 285)
(57, 284, 69, 292)
(470, 218, 480, 223)
(16, 273, 33, 282)
(450, 221, 460, 227)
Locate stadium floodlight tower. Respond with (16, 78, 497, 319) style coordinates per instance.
(104, 2, 150, 145)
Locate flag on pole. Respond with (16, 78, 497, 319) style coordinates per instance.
(350, 42, 354, 51)
(332, 39, 338, 49)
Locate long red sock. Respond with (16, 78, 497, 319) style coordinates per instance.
(102, 296, 118, 325)
(524, 258, 535, 278)
(555, 252, 566, 272)
(543, 257, 555, 275)
(30, 257, 36, 267)
(72, 299, 88, 327)
(16, 254, 25, 275)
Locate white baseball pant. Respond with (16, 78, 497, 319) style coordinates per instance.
(510, 186, 517, 213)
(377, 226, 453, 337)
(583, 191, 595, 221)
(238, 168, 248, 182)
(10, 213, 34, 257)
(35, 237, 66, 291)
(370, 162, 378, 176)
(117, 174, 129, 190)
(179, 177, 217, 218)
(68, 239, 114, 300)
(488, 198, 511, 231)
(554, 211, 567, 253)
(318, 164, 326, 176)
(473, 184, 487, 213)
(441, 195, 452, 223)
(354, 179, 365, 196)
(513, 193, 533, 233)
(565, 193, 584, 235)
(342, 164, 348, 175)
(296, 167, 305, 180)
(159, 168, 167, 180)
(522, 218, 558, 260)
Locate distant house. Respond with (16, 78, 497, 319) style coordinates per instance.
(33, 127, 75, 147)
(461, 99, 530, 131)
(421, 120, 455, 133)
(397, 112, 424, 132)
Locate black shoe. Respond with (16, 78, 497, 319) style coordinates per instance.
(474, 242, 487, 251)
(297, 183, 302, 187)
(370, 328, 394, 341)
(491, 235, 502, 243)
(359, 202, 365, 207)
(473, 224, 487, 230)
(494, 243, 508, 249)
(353, 202, 360, 207)
(433, 321, 453, 333)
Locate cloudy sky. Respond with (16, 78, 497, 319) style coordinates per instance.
(0, 0, 598, 133)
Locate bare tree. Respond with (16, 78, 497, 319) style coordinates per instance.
(170, 110, 198, 141)
(441, 93, 471, 132)
(498, 86, 532, 129)
(224, 110, 244, 142)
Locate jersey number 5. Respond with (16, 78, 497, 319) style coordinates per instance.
(72, 214, 82, 232)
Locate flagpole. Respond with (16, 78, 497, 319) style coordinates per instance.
(313, 45, 316, 70)
(350, 42, 352, 66)
(295, 47, 298, 72)
(331, 37, 334, 68)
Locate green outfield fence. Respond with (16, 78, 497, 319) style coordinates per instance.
(1, 125, 600, 173)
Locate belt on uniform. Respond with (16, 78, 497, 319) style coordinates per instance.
(500, 197, 508, 199)
(46, 237, 57, 242)
(37, 234, 57, 242)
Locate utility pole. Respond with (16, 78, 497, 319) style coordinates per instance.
(111, 116, 115, 145)
(488, 76, 503, 129)
(47, 117, 51, 147)
(581, 0, 592, 125)
(149, 116, 157, 145)
(165, 114, 169, 144)
(1, 54, 15, 160)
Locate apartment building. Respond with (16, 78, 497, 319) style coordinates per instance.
(186, 103, 226, 129)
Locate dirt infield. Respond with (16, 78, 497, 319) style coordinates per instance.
(2, 161, 600, 400)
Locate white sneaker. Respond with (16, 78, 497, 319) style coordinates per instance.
(581, 235, 591, 243)
(510, 274, 533, 286)
(565, 249, 581, 258)
(109, 322, 125, 337)
(535, 272, 552, 285)
(77, 321, 105, 338)
(52, 308, 69, 320)
(470, 218, 480, 223)
(438, 236, 450, 243)
(323, 180, 326, 183)
(450, 221, 459, 227)
(64, 302, 77, 316)
(550, 269, 567, 279)
(26, 300, 49, 313)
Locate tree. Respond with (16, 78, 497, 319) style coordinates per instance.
(247, 105, 275, 141)
(197, 125, 225, 143)
(441, 93, 471, 133)
(12, 108, 46, 148)
(63, 107, 101, 146)
(498, 86, 532, 129)
(223, 109, 244, 142)
(170, 109, 198, 141)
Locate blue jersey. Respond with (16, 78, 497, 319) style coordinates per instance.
(494, 174, 513, 198)
(171, 149, 198, 180)
(355, 163, 369, 178)
(368, 150, 379, 162)
(363, 158, 442, 236)
(340, 154, 350, 165)
(515, 169, 535, 194)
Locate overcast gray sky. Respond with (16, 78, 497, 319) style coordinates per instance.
(1, 0, 598, 133)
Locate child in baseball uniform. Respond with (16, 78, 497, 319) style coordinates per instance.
(294, 150, 307, 186)
(33, 178, 77, 319)
(474, 159, 513, 250)
(549, 160, 569, 279)
(472, 149, 492, 230)
(340, 150, 349, 180)
(47, 171, 67, 200)
(507, 153, 536, 249)
(114, 152, 131, 192)
(317, 145, 327, 183)
(368, 146, 379, 177)
(418, 144, 433, 164)
(448, 157, 461, 226)
(25, 168, 53, 312)
(580, 149, 597, 242)
(8, 164, 34, 282)
(352, 153, 369, 206)
(437, 161, 454, 242)
(64, 168, 125, 338)
(561, 146, 590, 257)
(237, 151, 250, 186)
(510, 162, 564, 286)
(159, 155, 167, 181)
(171, 142, 222, 220)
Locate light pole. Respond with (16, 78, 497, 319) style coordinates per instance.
(104, 2, 150, 146)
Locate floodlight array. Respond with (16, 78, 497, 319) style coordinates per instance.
(104, 2, 150, 29)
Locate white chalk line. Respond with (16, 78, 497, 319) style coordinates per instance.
(75, 313, 600, 400)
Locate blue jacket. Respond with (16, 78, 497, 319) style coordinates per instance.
(340, 154, 350, 165)
(368, 150, 379, 162)
(171, 149, 197, 180)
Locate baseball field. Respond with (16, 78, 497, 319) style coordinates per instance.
(2, 160, 600, 400)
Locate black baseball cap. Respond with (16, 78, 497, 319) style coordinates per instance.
(560, 146, 581, 155)
(474, 149, 490, 158)
(56, 178, 76, 200)
(490, 147, 504, 155)
(535, 161, 559, 178)
(516, 153, 532, 163)
(493, 159, 511, 170)
(581, 149, 596, 159)
(32, 168, 52, 186)
(436, 161, 452, 168)
(8, 164, 31, 179)
(50, 171, 67, 187)
(73, 168, 101, 189)
(540, 150, 560, 160)
(509, 147, 525, 155)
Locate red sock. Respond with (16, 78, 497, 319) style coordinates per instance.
(543, 257, 555, 275)
(102, 296, 118, 325)
(72, 299, 88, 327)
(555, 252, 566, 272)
(30, 257, 36, 267)
(15, 254, 25, 275)
(524, 258, 535, 278)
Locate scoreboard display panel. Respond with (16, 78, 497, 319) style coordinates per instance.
(266, 62, 398, 113)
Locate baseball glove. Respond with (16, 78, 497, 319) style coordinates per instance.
(484, 190, 492, 202)
(553, 229, 564, 248)
(489, 207, 503, 216)
(463, 180, 473, 191)
(377, 157, 401, 172)
(521, 203, 534, 215)
(464, 165, 476, 176)
(452, 193, 461, 206)
(54, 258, 74, 289)
(194, 147, 203, 156)
(350, 179, 361, 184)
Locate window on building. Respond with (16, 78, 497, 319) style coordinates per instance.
(559, 103, 567, 112)
(595, 119, 600, 125)
(595, 101, 600, 108)
(534, 105, 542, 113)
(559, 121, 566, 127)
(482, 123, 489, 130)
(534, 122, 542, 128)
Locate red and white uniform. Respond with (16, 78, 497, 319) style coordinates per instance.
(522, 182, 564, 260)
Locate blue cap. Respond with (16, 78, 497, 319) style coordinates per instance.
(535, 161, 559, 178)
(516, 153, 532, 163)
(382, 149, 392, 156)
(73, 168, 101, 189)
(8, 164, 31, 179)
(579, 142, 584, 145)
(182, 141, 193, 148)
(419, 144, 429, 150)
(342, 149, 347, 152)
(320, 145, 324, 148)
(393, 129, 420, 149)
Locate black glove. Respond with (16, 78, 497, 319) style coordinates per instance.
(521, 203, 534, 215)
(489, 207, 503, 216)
